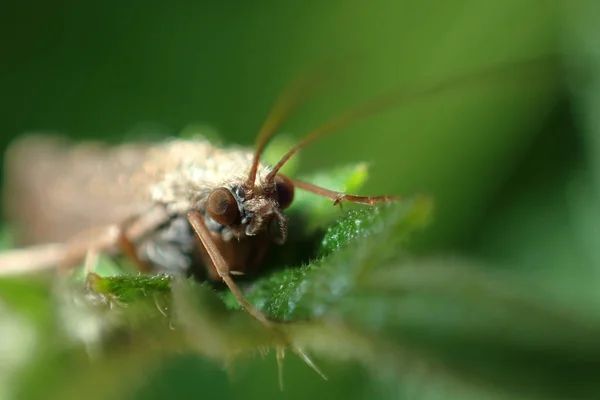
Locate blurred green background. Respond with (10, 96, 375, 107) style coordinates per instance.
(0, 0, 560, 250)
(3, 0, 600, 399)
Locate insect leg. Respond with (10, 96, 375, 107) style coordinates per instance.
(117, 219, 153, 274)
(186, 210, 274, 328)
(187, 210, 328, 382)
(83, 248, 100, 274)
(0, 242, 67, 276)
(286, 175, 401, 206)
(59, 225, 121, 273)
(60, 205, 170, 274)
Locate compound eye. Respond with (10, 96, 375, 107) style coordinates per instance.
(274, 175, 295, 209)
(206, 188, 240, 226)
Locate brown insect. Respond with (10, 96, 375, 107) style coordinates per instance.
(0, 57, 555, 353)
(1, 65, 402, 324)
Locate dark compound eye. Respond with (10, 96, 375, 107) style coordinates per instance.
(274, 175, 295, 209)
(206, 188, 240, 226)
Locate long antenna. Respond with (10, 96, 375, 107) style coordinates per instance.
(243, 74, 312, 192)
(243, 56, 357, 192)
(266, 55, 558, 181)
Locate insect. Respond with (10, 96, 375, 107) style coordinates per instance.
(0, 56, 555, 357)
(1, 64, 403, 324)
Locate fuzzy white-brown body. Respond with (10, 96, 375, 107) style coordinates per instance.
(4, 135, 272, 247)
(143, 139, 273, 214)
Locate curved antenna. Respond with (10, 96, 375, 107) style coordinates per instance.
(243, 75, 310, 191)
(266, 56, 558, 181)
(244, 56, 357, 192)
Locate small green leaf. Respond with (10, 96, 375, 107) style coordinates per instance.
(238, 196, 433, 320)
(87, 273, 172, 303)
(288, 163, 371, 234)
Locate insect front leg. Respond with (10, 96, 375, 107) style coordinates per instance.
(0, 242, 67, 276)
(186, 210, 274, 328)
(285, 175, 401, 206)
(60, 205, 171, 275)
(59, 225, 122, 274)
(187, 210, 327, 384)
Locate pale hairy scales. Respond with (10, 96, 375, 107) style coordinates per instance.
(3, 135, 271, 245)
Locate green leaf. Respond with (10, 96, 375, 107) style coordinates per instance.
(10, 164, 600, 400)
(87, 273, 172, 303)
(287, 163, 371, 234)
(236, 197, 433, 320)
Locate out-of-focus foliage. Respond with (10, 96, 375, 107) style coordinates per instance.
(3, 0, 600, 399)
